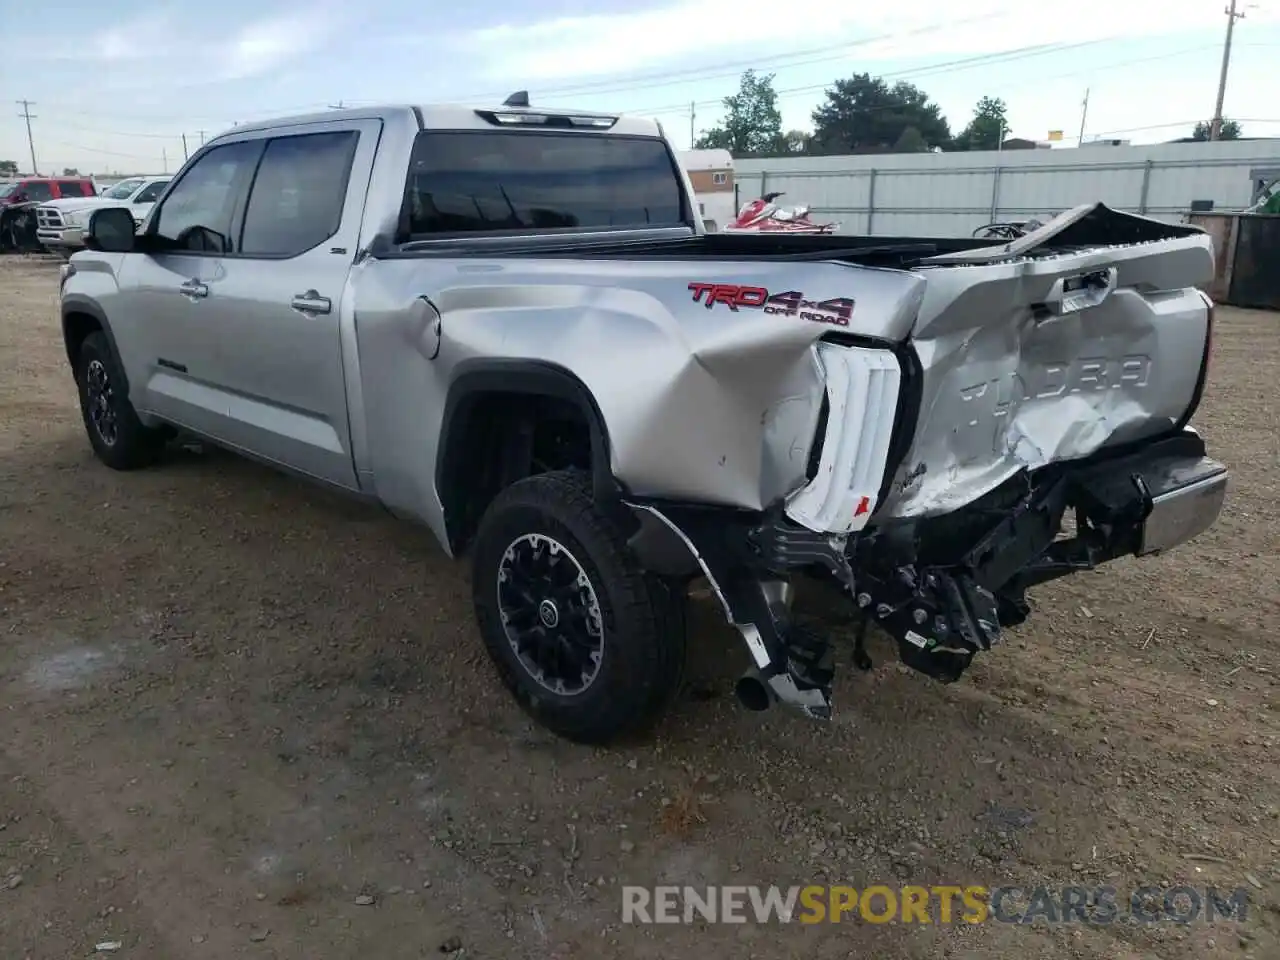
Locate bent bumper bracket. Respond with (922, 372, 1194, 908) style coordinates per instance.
(627, 502, 836, 719)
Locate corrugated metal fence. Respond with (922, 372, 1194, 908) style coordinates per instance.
(734, 139, 1280, 238)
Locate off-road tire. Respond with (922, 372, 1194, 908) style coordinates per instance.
(471, 470, 686, 745)
(74, 331, 166, 470)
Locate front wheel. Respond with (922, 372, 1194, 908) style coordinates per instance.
(471, 470, 686, 745)
(74, 331, 166, 470)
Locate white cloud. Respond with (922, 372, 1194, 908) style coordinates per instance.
(460, 0, 1280, 83)
(218, 12, 345, 81)
(62, 4, 347, 84)
(94, 11, 181, 62)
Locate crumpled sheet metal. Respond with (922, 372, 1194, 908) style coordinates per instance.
(880, 224, 1215, 520)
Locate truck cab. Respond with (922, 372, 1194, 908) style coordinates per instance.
(0, 176, 97, 206)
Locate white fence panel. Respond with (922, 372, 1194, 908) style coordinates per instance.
(732, 140, 1280, 237)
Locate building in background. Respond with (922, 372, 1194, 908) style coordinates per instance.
(734, 138, 1280, 237)
(1000, 138, 1052, 151)
(677, 149, 735, 231)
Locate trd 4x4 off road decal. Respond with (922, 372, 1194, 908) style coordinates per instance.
(687, 282, 854, 327)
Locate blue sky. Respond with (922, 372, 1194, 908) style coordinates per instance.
(6, 0, 1280, 174)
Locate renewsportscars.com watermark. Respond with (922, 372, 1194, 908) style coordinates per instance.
(621, 885, 1253, 925)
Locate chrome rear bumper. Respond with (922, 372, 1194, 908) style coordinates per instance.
(1137, 457, 1228, 556)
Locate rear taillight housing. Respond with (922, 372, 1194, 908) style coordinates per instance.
(1197, 289, 1215, 383)
(1176, 289, 1215, 431)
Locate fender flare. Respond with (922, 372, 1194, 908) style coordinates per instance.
(435, 358, 620, 550)
(61, 296, 131, 397)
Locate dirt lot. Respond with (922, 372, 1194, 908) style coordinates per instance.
(0, 254, 1277, 960)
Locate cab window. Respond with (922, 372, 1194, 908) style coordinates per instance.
(21, 181, 53, 202)
(151, 141, 262, 252)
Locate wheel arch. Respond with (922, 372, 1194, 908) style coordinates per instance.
(61, 297, 130, 397)
(436, 358, 621, 554)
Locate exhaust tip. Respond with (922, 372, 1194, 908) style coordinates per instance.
(734, 673, 773, 712)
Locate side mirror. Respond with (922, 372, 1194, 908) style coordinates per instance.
(12, 192, 26, 203)
(84, 207, 137, 252)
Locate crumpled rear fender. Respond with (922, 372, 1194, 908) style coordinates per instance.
(352, 256, 927, 541)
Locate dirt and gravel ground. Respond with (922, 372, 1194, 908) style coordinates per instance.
(0, 253, 1277, 960)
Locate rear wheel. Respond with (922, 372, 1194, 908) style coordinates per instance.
(74, 331, 166, 470)
(471, 470, 685, 745)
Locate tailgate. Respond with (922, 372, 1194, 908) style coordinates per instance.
(879, 206, 1214, 520)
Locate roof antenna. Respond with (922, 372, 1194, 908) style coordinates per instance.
(503, 90, 530, 108)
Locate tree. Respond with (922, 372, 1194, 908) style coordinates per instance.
(810, 73, 950, 155)
(1192, 119, 1242, 140)
(694, 70, 784, 156)
(953, 96, 1009, 151)
(62, 167, 81, 176)
(892, 126, 926, 153)
(0, 160, 17, 177)
(781, 130, 812, 154)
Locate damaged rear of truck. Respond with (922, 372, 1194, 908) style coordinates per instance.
(370, 200, 1225, 743)
(609, 206, 1225, 724)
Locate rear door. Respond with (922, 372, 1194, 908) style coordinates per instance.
(192, 119, 379, 489)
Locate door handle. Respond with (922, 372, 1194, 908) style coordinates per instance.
(291, 290, 332, 315)
(179, 280, 209, 299)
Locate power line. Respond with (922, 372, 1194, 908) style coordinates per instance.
(16, 99, 38, 174)
(467, 12, 1012, 103)
(24, 35, 1280, 155)
(44, 138, 168, 161)
(1085, 117, 1280, 139)
(631, 39, 1273, 127)
(629, 39, 1113, 116)
(20, 11, 1023, 132)
(26, 24, 1275, 143)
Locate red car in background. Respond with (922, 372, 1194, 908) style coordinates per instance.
(0, 176, 97, 251)
(0, 176, 97, 206)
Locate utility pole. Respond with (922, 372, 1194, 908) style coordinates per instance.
(16, 100, 38, 174)
(1077, 88, 1090, 146)
(1210, 0, 1246, 140)
(328, 100, 345, 110)
(182, 133, 189, 160)
(689, 101, 695, 149)
(162, 147, 167, 173)
(198, 130, 206, 145)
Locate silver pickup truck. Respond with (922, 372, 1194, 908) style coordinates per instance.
(60, 96, 1227, 744)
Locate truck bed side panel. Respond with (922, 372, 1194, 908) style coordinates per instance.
(349, 257, 926, 537)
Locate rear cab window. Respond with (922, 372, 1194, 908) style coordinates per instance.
(400, 130, 688, 238)
(20, 181, 53, 202)
(56, 181, 93, 198)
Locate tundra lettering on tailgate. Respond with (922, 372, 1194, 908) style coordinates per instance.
(959, 354, 1154, 452)
(688, 282, 854, 327)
